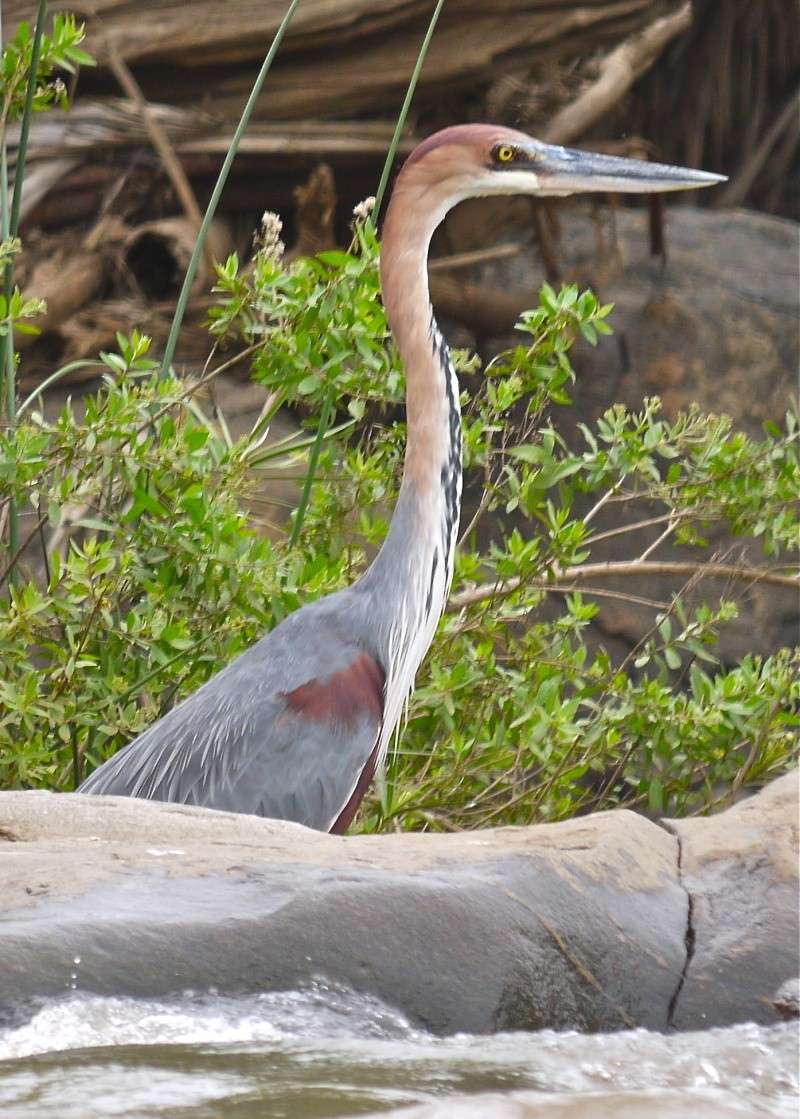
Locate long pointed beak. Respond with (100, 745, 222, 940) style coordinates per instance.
(523, 142, 726, 196)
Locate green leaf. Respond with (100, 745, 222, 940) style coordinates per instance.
(297, 373, 321, 395)
(508, 444, 544, 464)
(316, 250, 353, 267)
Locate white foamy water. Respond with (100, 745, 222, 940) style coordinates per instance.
(0, 987, 796, 1119)
(0, 982, 417, 1058)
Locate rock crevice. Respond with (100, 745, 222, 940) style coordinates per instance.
(664, 829, 695, 1030)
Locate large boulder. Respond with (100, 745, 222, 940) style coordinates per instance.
(459, 205, 798, 664)
(0, 771, 796, 1034)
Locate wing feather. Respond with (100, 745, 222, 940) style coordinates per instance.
(79, 602, 385, 832)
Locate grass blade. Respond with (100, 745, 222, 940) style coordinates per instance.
(160, 0, 301, 377)
(373, 0, 446, 218)
(9, 0, 47, 237)
(18, 359, 106, 417)
(288, 388, 334, 547)
(1, 1, 48, 583)
(290, 0, 446, 547)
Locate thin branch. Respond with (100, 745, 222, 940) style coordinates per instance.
(135, 343, 259, 437)
(582, 482, 621, 528)
(583, 510, 678, 548)
(0, 512, 47, 587)
(448, 560, 800, 611)
(428, 241, 523, 273)
(636, 515, 678, 562)
(453, 584, 670, 634)
(458, 491, 490, 548)
(513, 583, 669, 611)
(36, 498, 51, 585)
(730, 700, 783, 799)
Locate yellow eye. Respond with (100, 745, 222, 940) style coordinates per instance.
(495, 144, 516, 164)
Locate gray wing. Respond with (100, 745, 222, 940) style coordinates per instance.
(79, 597, 385, 832)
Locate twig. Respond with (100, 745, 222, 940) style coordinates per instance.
(543, 2, 692, 145)
(583, 510, 679, 548)
(582, 482, 620, 528)
(507, 583, 669, 611)
(135, 343, 260, 436)
(531, 201, 561, 282)
(730, 700, 782, 799)
(448, 560, 799, 611)
(0, 513, 47, 588)
(458, 490, 491, 548)
(636, 516, 678, 562)
(36, 499, 51, 586)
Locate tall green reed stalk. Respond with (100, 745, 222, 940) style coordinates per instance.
(159, 0, 301, 378)
(0, 0, 48, 582)
(289, 0, 446, 547)
(373, 0, 446, 218)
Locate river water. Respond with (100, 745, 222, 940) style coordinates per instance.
(0, 984, 796, 1118)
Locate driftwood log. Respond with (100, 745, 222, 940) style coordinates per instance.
(9, 1, 685, 105)
(5, 2, 795, 383)
(8, 0, 694, 217)
(7, 0, 794, 222)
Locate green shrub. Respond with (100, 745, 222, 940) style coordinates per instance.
(0, 6, 796, 828)
(1, 223, 797, 825)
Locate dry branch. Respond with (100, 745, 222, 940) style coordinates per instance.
(17, 217, 128, 351)
(7, 0, 674, 70)
(448, 561, 800, 611)
(285, 163, 337, 262)
(429, 242, 523, 272)
(9, 1, 684, 122)
(716, 86, 800, 209)
(429, 272, 532, 336)
(543, 2, 692, 144)
(105, 46, 213, 274)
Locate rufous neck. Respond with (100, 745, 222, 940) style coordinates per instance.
(380, 183, 453, 493)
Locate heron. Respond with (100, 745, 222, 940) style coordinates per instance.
(79, 124, 723, 831)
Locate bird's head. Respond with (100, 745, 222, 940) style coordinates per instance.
(395, 123, 724, 210)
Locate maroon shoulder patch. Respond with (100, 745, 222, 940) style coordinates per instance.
(282, 652, 385, 728)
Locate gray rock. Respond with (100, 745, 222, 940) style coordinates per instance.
(664, 769, 799, 1029)
(0, 774, 796, 1034)
(472, 206, 799, 664)
(0, 793, 684, 1034)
